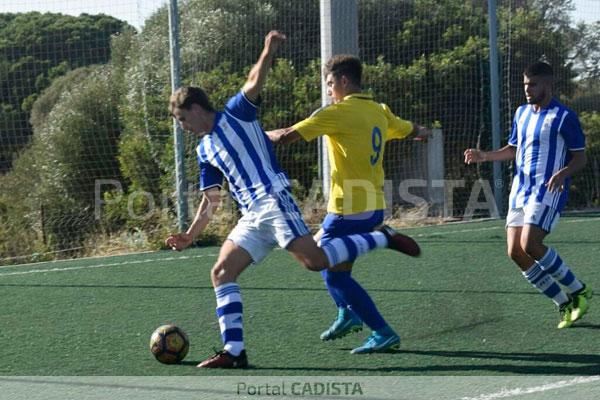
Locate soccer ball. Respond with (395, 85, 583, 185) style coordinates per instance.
(149, 324, 189, 364)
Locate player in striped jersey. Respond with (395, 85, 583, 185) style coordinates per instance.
(464, 61, 591, 329)
(165, 31, 420, 368)
(267, 55, 429, 354)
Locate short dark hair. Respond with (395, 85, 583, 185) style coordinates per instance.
(524, 61, 554, 79)
(169, 86, 215, 114)
(324, 54, 362, 86)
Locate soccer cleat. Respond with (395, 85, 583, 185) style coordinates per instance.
(350, 330, 401, 354)
(197, 350, 248, 368)
(557, 300, 574, 329)
(320, 308, 363, 341)
(376, 224, 421, 257)
(571, 285, 592, 322)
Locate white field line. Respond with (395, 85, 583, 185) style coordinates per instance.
(415, 226, 501, 237)
(0, 253, 218, 278)
(460, 376, 600, 400)
(1, 216, 598, 277)
(414, 216, 600, 237)
(0, 249, 156, 268)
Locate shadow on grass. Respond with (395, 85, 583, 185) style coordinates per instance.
(245, 348, 600, 375)
(571, 322, 600, 330)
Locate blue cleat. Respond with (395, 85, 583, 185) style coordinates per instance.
(351, 328, 400, 354)
(320, 308, 363, 341)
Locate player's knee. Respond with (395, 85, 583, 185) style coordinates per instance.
(299, 256, 326, 272)
(289, 247, 327, 271)
(507, 246, 522, 261)
(210, 262, 230, 285)
(520, 239, 536, 257)
(304, 261, 324, 272)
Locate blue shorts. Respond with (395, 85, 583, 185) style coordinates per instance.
(319, 210, 384, 246)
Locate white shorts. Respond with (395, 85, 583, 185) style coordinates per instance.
(506, 202, 561, 233)
(227, 189, 310, 264)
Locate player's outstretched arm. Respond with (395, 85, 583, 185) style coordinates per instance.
(464, 144, 516, 164)
(165, 187, 220, 251)
(242, 30, 286, 104)
(266, 127, 301, 145)
(410, 124, 432, 142)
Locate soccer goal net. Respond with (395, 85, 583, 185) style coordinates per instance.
(1, 0, 598, 264)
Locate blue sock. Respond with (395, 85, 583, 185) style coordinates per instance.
(324, 270, 387, 330)
(522, 263, 569, 306)
(537, 248, 584, 294)
(215, 283, 244, 356)
(320, 232, 387, 267)
(321, 269, 347, 308)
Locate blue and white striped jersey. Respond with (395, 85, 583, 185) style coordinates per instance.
(195, 91, 289, 214)
(508, 98, 585, 212)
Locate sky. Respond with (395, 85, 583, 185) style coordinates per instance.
(0, 0, 168, 30)
(0, 0, 598, 30)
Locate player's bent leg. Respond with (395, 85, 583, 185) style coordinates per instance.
(508, 227, 572, 328)
(319, 263, 363, 340)
(210, 239, 254, 286)
(507, 227, 535, 270)
(320, 263, 351, 310)
(199, 241, 253, 369)
(520, 224, 548, 261)
(288, 227, 417, 271)
(522, 223, 589, 326)
(286, 235, 330, 271)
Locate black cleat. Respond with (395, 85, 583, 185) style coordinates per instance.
(197, 350, 248, 368)
(377, 224, 421, 257)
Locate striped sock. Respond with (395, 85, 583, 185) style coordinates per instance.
(522, 263, 569, 306)
(320, 232, 387, 267)
(537, 248, 584, 294)
(214, 283, 244, 356)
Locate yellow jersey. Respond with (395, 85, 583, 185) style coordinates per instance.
(292, 93, 413, 214)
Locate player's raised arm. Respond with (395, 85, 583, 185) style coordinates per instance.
(165, 187, 221, 251)
(242, 30, 286, 103)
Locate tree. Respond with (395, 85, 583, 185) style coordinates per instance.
(0, 65, 124, 254)
(0, 12, 128, 173)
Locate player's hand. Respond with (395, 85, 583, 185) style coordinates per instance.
(464, 148, 484, 164)
(264, 30, 286, 55)
(165, 233, 193, 251)
(412, 125, 431, 142)
(546, 170, 567, 193)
